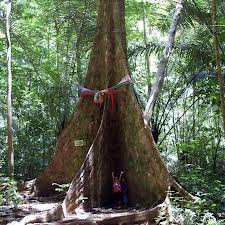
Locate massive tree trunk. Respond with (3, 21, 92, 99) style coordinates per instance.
(34, 0, 169, 197)
(32, 0, 131, 197)
(17, 1, 177, 224)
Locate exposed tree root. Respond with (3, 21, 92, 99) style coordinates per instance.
(17, 179, 37, 198)
(169, 176, 196, 201)
(9, 199, 174, 225)
(8, 204, 64, 225)
(8, 188, 185, 225)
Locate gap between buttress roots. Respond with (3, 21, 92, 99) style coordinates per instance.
(65, 104, 128, 209)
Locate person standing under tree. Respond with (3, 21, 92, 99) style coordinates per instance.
(121, 176, 128, 207)
(112, 171, 123, 208)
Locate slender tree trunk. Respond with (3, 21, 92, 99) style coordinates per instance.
(211, 0, 225, 134)
(192, 84, 196, 138)
(144, 0, 184, 123)
(142, 1, 151, 96)
(6, 0, 14, 178)
(212, 132, 221, 172)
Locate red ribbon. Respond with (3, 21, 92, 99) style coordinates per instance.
(108, 87, 115, 111)
(80, 88, 116, 111)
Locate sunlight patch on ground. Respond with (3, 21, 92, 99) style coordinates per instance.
(18, 202, 57, 212)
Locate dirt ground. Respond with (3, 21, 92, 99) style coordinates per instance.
(0, 200, 161, 225)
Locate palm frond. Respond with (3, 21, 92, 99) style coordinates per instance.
(128, 41, 164, 60)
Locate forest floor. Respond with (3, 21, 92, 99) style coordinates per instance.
(0, 200, 58, 225)
(0, 200, 161, 225)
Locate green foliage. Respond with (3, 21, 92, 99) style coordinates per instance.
(0, 0, 97, 180)
(0, 177, 23, 206)
(0, 161, 23, 206)
(170, 190, 225, 225)
(180, 168, 225, 211)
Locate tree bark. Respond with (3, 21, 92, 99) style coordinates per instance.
(211, 0, 225, 135)
(6, 0, 14, 179)
(32, 0, 130, 197)
(144, 0, 184, 124)
(59, 0, 167, 207)
(36, 0, 167, 202)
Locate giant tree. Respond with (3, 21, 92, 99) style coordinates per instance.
(16, 0, 192, 224)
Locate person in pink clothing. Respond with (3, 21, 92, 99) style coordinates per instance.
(112, 171, 123, 208)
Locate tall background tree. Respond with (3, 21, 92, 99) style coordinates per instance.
(144, 0, 184, 124)
(5, 0, 14, 178)
(211, 0, 225, 134)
